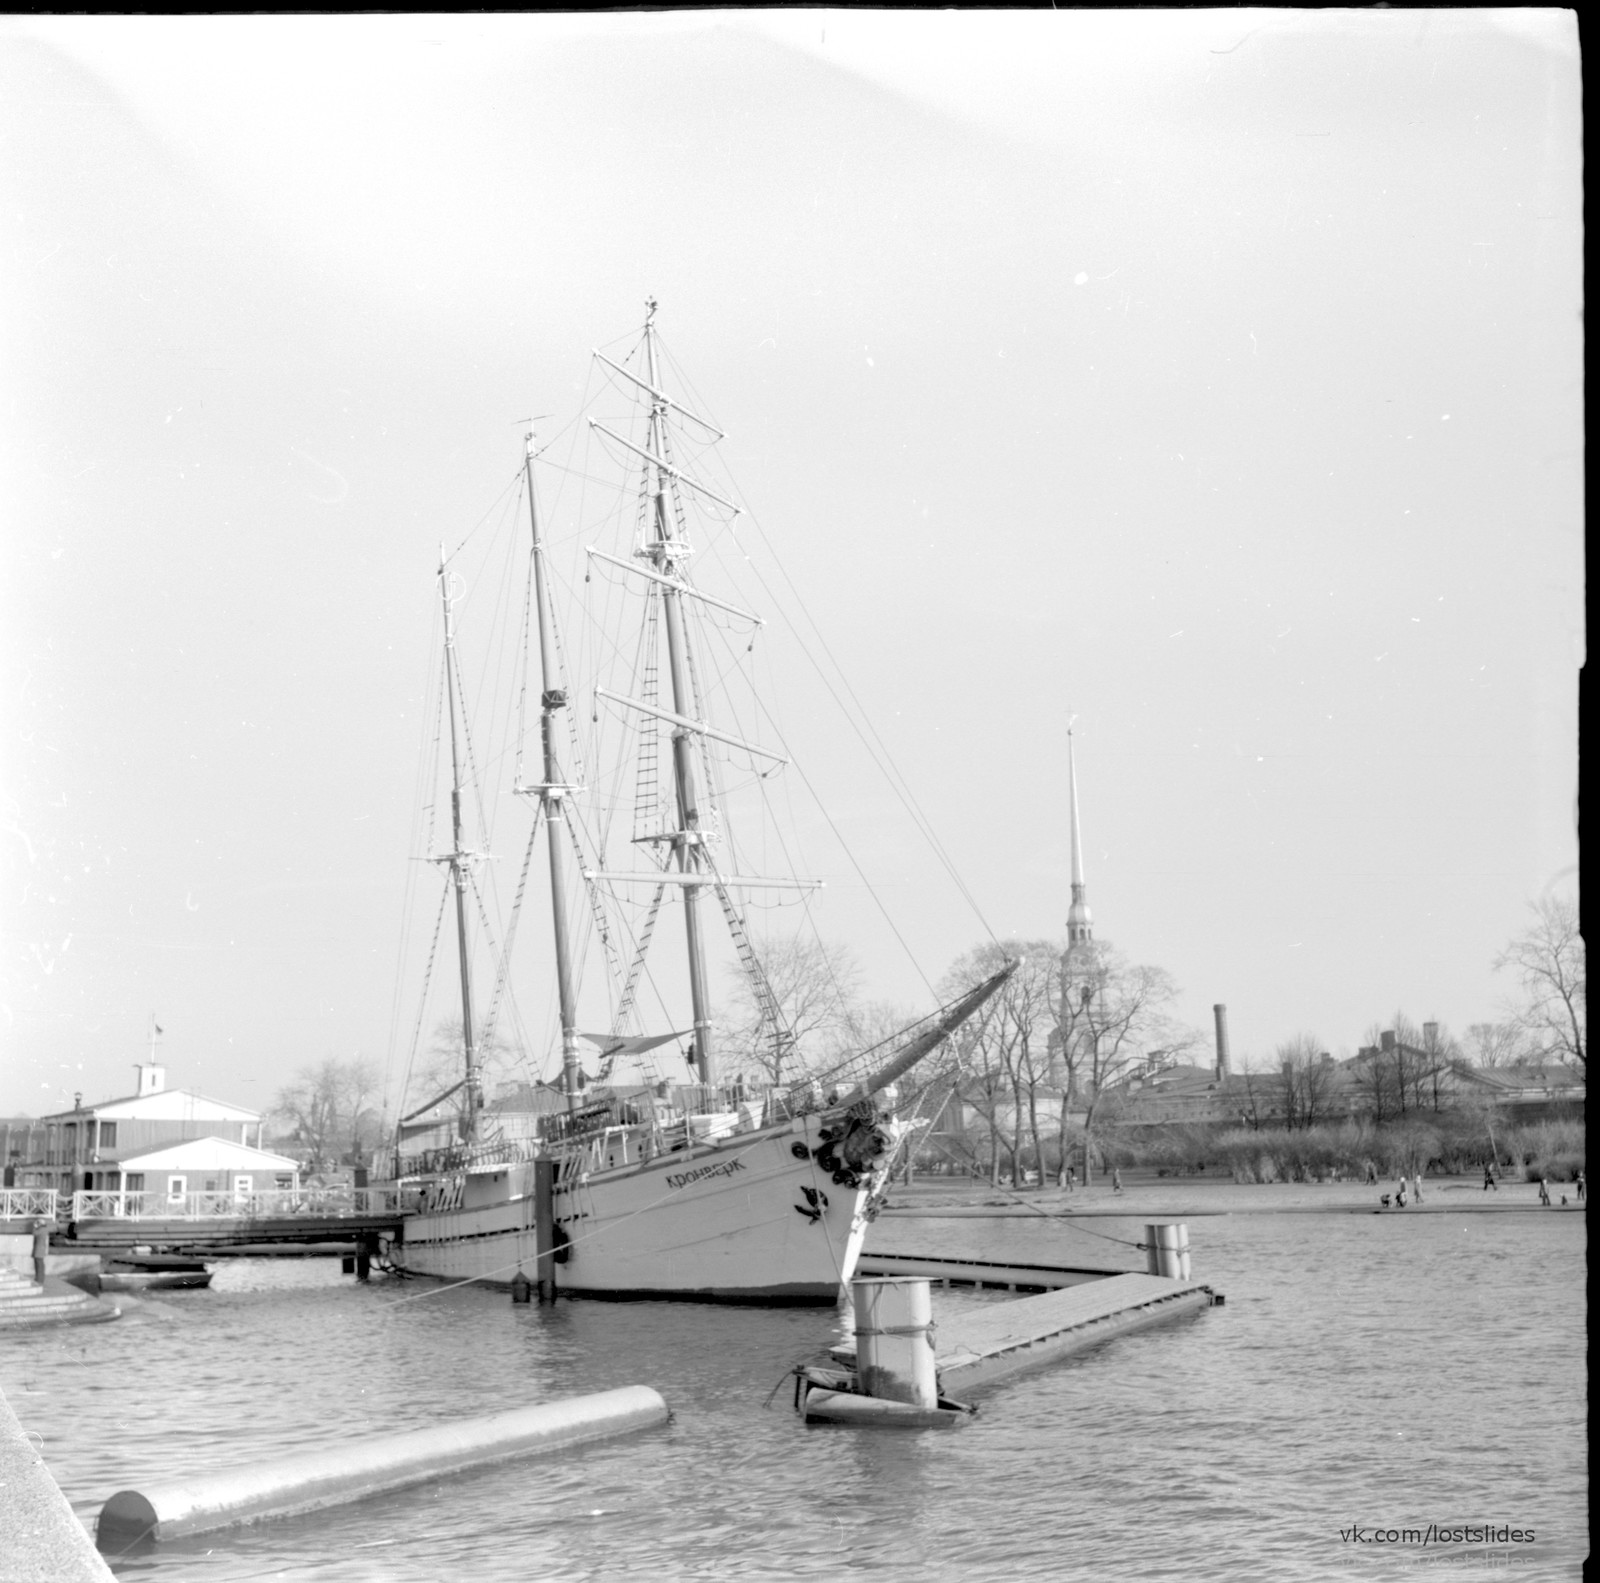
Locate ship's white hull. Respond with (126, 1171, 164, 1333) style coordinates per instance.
(387, 1112, 874, 1304)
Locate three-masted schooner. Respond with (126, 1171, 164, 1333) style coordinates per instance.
(380, 303, 1011, 1302)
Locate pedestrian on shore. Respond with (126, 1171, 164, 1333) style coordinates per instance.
(1365, 1161, 1378, 1185)
(1066, 1166, 1077, 1192)
(1413, 1171, 1423, 1205)
(1483, 1163, 1497, 1192)
(1538, 1177, 1551, 1207)
(1111, 1168, 1123, 1194)
(31, 1218, 51, 1286)
(1576, 1170, 1585, 1202)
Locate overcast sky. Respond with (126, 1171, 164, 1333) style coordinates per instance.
(1, 11, 1582, 1118)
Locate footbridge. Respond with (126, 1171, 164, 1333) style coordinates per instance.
(8, 1189, 406, 1255)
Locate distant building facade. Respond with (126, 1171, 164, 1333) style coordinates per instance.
(2, 1064, 265, 1197)
(115, 1137, 300, 1204)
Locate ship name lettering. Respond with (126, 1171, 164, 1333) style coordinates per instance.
(665, 1158, 748, 1190)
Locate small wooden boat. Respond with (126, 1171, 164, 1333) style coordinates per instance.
(99, 1253, 212, 1292)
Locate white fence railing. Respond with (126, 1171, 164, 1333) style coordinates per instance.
(0, 1188, 60, 1221)
(70, 1188, 406, 1222)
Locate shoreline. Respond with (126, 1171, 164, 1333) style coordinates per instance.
(880, 1174, 1588, 1218)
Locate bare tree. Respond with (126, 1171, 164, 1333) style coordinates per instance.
(722, 934, 862, 1085)
(1463, 1021, 1534, 1068)
(1452, 1084, 1507, 1170)
(1233, 1062, 1275, 1131)
(274, 1057, 384, 1173)
(411, 1020, 523, 1133)
(943, 941, 1058, 1187)
(1496, 894, 1586, 1071)
(1053, 939, 1185, 1184)
(1348, 1023, 1398, 1125)
(1277, 1034, 1336, 1131)
(1389, 1012, 1439, 1113)
(1416, 1018, 1462, 1110)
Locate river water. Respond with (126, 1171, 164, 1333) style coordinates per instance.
(2, 1195, 1586, 1582)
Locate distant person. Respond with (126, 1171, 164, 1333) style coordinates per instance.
(1538, 1177, 1551, 1207)
(1576, 1171, 1585, 1202)
(1483, 1164, 1497, 1192)
(1413, 1172, 1423, 1205)
(1111, 1168, 1123, 1194)
(1066, 1166, 1077, 1192)
(1365, 1162, 1379, 1185)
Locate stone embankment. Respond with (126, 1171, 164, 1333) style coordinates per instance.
(882, 1173, 1586, 1217)
(0, 1265, 121, 1329)
(0, 1385, 116, 1582)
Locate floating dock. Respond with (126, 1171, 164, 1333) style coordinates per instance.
(829, 1270, 1218, 1396)
(933, 1271, 1217, 1390)
(855, 1250, 1122, 1292)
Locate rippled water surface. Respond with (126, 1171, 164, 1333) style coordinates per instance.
(3, 1203, 1586, 1581)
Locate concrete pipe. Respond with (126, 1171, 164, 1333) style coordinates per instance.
(97, 1386, 669, 1547)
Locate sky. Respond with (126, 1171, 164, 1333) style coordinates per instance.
(0, 10, 1582, 1119)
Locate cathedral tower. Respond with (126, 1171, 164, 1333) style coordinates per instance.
(1065, 725, 1094, 950)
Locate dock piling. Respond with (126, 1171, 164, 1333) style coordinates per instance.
(534, 1158, 556, 1302)
(851, 1278, 937, 1409)
(1144, 1223, 1191, 1280)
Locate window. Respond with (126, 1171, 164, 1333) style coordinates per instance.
(166, 1175, 186, 1202)
(125, 1174, 145, 1192)
(98, 1121, 118, 1149)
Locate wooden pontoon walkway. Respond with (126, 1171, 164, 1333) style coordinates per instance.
(832, 1270, 1219, 1394)
(856, 1249, 1123, 1291)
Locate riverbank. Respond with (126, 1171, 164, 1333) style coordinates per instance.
(881, 1173, 1587, 1217)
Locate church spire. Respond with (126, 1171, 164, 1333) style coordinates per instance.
(1065, 724, 1093, 949)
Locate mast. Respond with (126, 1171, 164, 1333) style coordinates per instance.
(521, 434, 583, 1108)
(643, 300, 716, 1085)
(438, 558, 481, 1139)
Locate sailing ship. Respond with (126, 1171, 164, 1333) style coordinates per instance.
(380, 302, 1011, 1303)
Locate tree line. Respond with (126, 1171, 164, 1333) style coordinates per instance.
(271, 894, 1581, 1175)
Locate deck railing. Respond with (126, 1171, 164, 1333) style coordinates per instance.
(0, 1188, 60, 1221)
(69, 1187, 406, 1222)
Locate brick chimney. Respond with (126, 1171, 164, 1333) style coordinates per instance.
(1213, 1004, 1232, 1079)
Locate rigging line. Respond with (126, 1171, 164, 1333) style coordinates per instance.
(674, 424, 994, 942)
(449, 506, 527, 851)
(479, 806, 543, 1064)
(386, 615, 449, 1104)
(512, 533, 535, 787)
(445, 468, 524, 567)
(397, 884, 453, 1119)
(395, 658, 453, 1109)
(766, 726, 934, 999)
(739, 549, 995, 956)
(566, 812, 626, 1012)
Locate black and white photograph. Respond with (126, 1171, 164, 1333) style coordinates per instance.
(0, 11, 1584, 1581)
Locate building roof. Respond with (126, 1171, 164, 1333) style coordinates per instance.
(118, 1137, 300, 1173)
(1454, 1063, 1584, 1095)
(41, 1089, 261, 1124)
